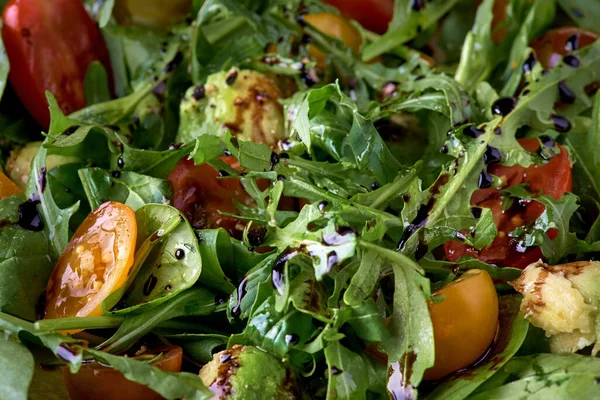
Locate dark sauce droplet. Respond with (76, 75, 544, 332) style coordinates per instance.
(220, 353, 231, 363)
(223, 149, 232, 156)
(371, 181, 380, 190)
(478, 169, 494, 189)
(565, 33, 580, 52)
(318, 201, 328, 213)
(409, 0, 425, 11)
(143, 275, 158, 296)
(174, 248, 185, 260)
(226, 70, 239, 85)
(440, 144, 449, 154)
(231, 276, 249, 317)
(279, 152, 289, 159)
(277, 174, 286, 182)
(285, 333, 300, 346)
(117, 156, 125, 169)
(38, 167, 47, 193)
(327, 251, 339, 272)
(164, 284, 172, 291)
(62, 125, 80, 136)
(17, 199, 43, 231)
(110, 170, 121, 178)
(539, 135, 555, 148)
(558, 81, 576, 104)
(552, 114, 572, 133)
(523, 53, 536, 73)
(192, 85, 205, 100)
(494, 127, 502, 135)
(563, 54, 580, 68)
(218, 170, 230, 177)
(272, 248, 299, 292)
(402, 194, 411, 202)
(270, 152, 280, 170)
(484, 146, 502, 164)
(491, 97, 517, 116)
(463, 126, 484, 138)
(163, 51, 183, 73)
(330, 366, 343, 376)
(471, 207, 482, 218)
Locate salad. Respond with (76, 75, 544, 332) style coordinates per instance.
(0, 0, 599, 399)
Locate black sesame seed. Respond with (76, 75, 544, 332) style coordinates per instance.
(192, 85, 205, 100)
(223, 149, 232, 156)
(552, 114, 571, 133)
(175, 249, 185, 260)
(563, 54, 580, 68)
(371, 182, 380, 190)
(409, 0, 425, 11)
(279, 152, 289, 159)
(117, 156, 125, 169)
(110, 170, 121, 178)
(440, 144, 449, 154)
(558, 81, 576, 104)
(491, 97, 517, 116)
(471, 207, 482, 218)
(402, 194, 411, 202)
(277, 174, 286, 182)
(494, 127, 502, 135)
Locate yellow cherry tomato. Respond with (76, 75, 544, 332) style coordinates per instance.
(303, 13, 362, 67)
(0, 171, 22, 199)
(113, 0, 192, 30)
(424, 269, 499, 381)
(44, 202, 137, 319)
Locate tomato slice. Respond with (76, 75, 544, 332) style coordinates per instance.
(44, 202, 136, 319)
(0, 171, 22, 199)
(424, 269, 499, 380)
(2, 0, 113, 128)
(444, 139, 572, 269)
(63, 345, 182, 400)
(530, 27, 598, 69)
(303, 13, 363, 67)
(325, 0, 393, 34)
(168, 156, 257, 238)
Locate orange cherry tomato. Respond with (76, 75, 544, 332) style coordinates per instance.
(424, 269, 499, 381)
(324, 0, 393, 35)
(444, 138, 572, 269)
(2, 0, 113, 128)
(0, 171, 22, 199)
(530, 27, 598, 69)
(44, 202, 137, 319)
(63, 346, 183, 400)
(303, 13, 362, 67)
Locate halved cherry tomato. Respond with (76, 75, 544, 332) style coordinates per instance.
(168, 157, 256, 238)
(324, 0, 393, 34)
(63, 345, 182, 400)
(2, 0, 113, 128)
(113, 0, 192, 30)
(424, 269, 499, 381)
(0, 171, 22, 199)
(530, 27, 598, 69)
(303, 13, 362, 67)
(44, 202, 136, 319)
(445, 138, 572, 269)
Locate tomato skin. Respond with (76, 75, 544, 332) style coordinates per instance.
(324, 0, 393, 34)
(2, 0, 113, 128)
(445, 139, 572, 269)
(44, 202, 136, 319)
(0, 171, 22, 199)
(63, 346, 182, 400)
(113, 0, 191, 30)
(424, 270, 499, 381)
(530, 27, 598, 69)
(303, 13, 363, 67)
(168, 157, 256, 238)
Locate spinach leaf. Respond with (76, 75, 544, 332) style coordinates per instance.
(46, 163, 90, 230)
(324, 340, 369, 400)
(343, 248, 383, 306)
(470, 353, 600, 400)
(122, 204, 203, 308)
(101, 288, 218, 353)
(84, 61, 112, 106)
(78, 167, 172, 211)
(0, 339, 34, 400)
(0, 195, 54, 320)
(196, 229, 236, 293)
(557, 0, 600, 34)
(427, 295, 529, 400)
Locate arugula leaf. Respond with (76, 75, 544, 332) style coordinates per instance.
(0, 339, 34, 400)
(427, 295, 529, 400)
(324, 340, 369, 400)
(343, 248, 383, 306)
(196, 229, 236, 293)
(78, 168, 172, 211)
(101, 288, 218, 354)
(84, 61, 112, 106)
(0, 195, 54, 321)
(557, 0, 600, 34)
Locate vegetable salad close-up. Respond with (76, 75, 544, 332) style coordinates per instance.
(0, 0, 599, 399)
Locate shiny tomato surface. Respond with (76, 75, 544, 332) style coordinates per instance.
(63, 346, 183, 400)
(2, 0, 113, 128)
(304, 13, 363, 67)
(530, 27, 598, 69)
(424, 270, 499, 380)
(44, 202, 136, 319)
(445, 139, 572, 269)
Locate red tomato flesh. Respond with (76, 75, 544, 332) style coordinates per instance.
(2, 0, 113, 128)
(325, 0, 393, 34)
(444, 138, 572, 269)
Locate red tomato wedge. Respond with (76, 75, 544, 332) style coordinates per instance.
(325, 0, 393, 34)
(444, 138, 572, 269)
(2, 0, 113, 128)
